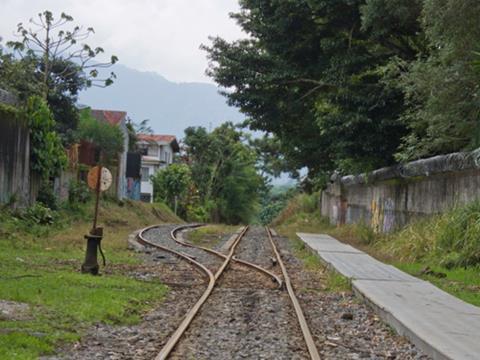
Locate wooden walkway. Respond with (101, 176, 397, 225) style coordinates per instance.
(297, 233, 480, 360)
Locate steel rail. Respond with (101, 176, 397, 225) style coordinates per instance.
(173, 226, 283, 288)
(265, 227, 321, 360)
(137, 224, 215, 360)
(139, 224, 249, 360)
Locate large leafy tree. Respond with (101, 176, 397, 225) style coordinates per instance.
(395, 0, 480, 161)
(203, 0, 418, 175)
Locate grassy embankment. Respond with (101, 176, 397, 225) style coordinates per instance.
(272, 193, 480, 306)
(0, 199, 181, 359)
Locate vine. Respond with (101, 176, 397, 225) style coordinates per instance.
(26, 96, 67, 180)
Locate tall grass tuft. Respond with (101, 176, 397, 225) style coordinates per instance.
(373, 201, 480, 268)
(436, 201, 480, 268)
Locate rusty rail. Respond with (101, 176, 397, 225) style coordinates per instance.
(138, 224, 320, 359)
(138, 224, 249, 360)
(173, 225, 282, 288)
(265, 227, 321, 360)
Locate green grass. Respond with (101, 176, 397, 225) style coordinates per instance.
(272, 198, 351, 293)
(187, 224, 239, 247)
(0, 199, 180, 359)
(395, 263, 480, 307)
(273, 193, 480, 305)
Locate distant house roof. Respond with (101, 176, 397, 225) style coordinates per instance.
(137, 134, 180, 152)
(91, 109, 127, 126)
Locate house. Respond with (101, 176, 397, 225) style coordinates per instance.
(90, 109, 129, 200)
(136, 134, 180, 202)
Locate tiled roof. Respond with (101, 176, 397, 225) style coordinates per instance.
(137, 134, 177, 143)
(137, 134, 179, 152)
(91, 109, 127, 126)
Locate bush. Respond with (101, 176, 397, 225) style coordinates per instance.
(297, 192, 320, 213)
(68, 180, 91, 204)
(187, 204, 209, 223)
(23, 203, 55, 225)
(37, 181, 58, 210)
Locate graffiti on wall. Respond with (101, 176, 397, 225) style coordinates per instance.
(371, 199, 382, 233)
(383, 198, 396, 233)
(126, 178, 141, 201)
(370, 197, 396, 233)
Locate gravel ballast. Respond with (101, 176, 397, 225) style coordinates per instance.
(50, 224, 429, 359)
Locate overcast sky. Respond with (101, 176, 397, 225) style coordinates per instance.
(0, 0, 244, 83)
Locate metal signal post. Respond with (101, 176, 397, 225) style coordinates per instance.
(81, 166, 112, 275)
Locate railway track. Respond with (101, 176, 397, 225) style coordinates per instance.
(137, 224, 320, 360)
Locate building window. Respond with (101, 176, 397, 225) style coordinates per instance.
(140, 193, 151, 203)
(138, 146, 148, 156)
(141, 167, 149, 181)
(148, 145, 158, 157)
(164, 151, 169, 163)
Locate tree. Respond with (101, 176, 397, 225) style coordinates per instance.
(76, 108, 124, 165)
(183, 123, 263, 224)
(152, 163, 192, 216)
(395, 0, 480, 161)
(26, 96, 67, 179)
(7, 11, 117, 97)
(26, 95, 68, 209)
(203, 0, 414, 175)
(4, 11, 118, 143)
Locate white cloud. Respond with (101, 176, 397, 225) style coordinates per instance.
(0, 0, 244, 82)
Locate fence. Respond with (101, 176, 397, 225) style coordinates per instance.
(321, 150, 480, 232)
(0, 93, 40, 207)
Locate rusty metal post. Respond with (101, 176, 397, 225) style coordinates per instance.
(81, 166, 103, 275)
(81, 227, 103, 275)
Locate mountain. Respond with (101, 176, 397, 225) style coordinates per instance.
(78, 64, 244, 139)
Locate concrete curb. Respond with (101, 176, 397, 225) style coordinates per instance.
(297, 232, 480, 360)
(351, 282, 448, 360)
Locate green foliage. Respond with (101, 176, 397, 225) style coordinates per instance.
(152, 163, 192, 215)
(2, 11, 118, 144)
(183, 123, 263, 224)
(0, 50, 42, 102)
(203, 0, 416, 176)
(395, 0, 480, 161)
(0, 102, 23, 125)
(68, 180, 91, 204)
(22, 203, 56, 225)
(436, 202, 480, 268)
(26, 96, 67, 180)
(203, 0, 480, 180)
(36, 181, 59, 211)
(76, 108, 124, 164)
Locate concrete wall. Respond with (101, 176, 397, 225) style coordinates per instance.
(321, 151, 480, 232)
(0, 91, 41, 207)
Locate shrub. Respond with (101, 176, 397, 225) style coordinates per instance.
(23, 203, 55, 225)
(37, 181, 58, 210)
(68, 180, 91, 204)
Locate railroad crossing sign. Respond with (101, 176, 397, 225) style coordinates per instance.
(87, 166, 112, 192)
